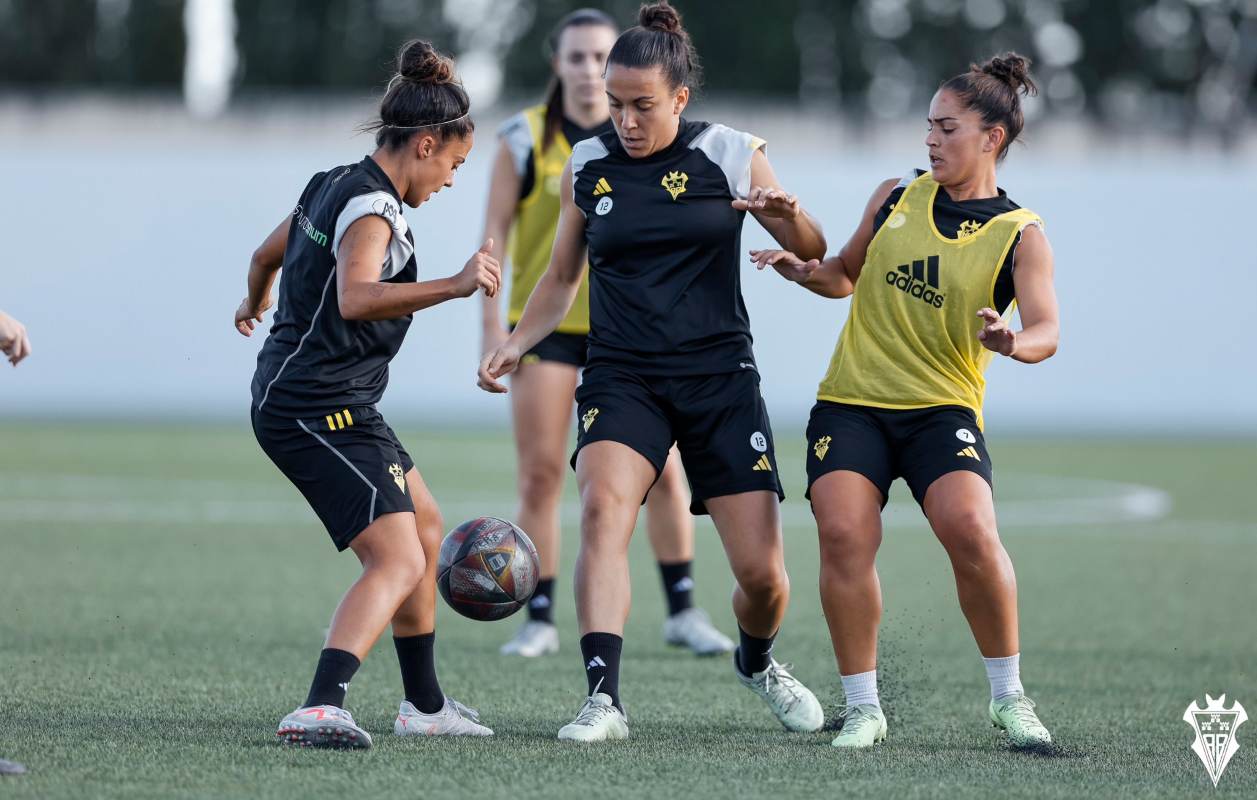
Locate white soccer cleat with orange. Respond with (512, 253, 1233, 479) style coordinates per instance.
(276, 705, 373, 749)
(394, 698, 494, 737)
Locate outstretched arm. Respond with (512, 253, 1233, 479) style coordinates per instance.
(750, 178, 898, 299)
(977, 224, 1058, 363)
(480, 139, 521, 354)
(478, 161, 586, 393)
(235, 216, 290, 336)
(336, 216, 500, 322)
(735, 149, 826, 261)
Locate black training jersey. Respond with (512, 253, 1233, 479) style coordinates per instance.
(874, 169, 1023, 313)
(251, 156, 417, 417)
(570, 119, 766, 375)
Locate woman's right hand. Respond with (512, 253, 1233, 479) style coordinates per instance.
(0, 311, 31, 365)
(477, 341, 522, 394)
(749, 248, 820, 284)
(455, 238, 502, 298)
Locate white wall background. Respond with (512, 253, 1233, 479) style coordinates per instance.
(2, 101, 1254, 434)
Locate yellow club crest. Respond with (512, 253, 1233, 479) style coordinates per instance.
(958, 219, 982, 238)
(582, 407, 600, 433)
(813, 435, 832, 461)
(661, 171, 688, 201)
(389, 463, 406, 492)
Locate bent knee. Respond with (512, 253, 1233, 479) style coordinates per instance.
(736, 562, 789, 600)
(934, 509, 1002, 559)
(816, 514, 881, 564)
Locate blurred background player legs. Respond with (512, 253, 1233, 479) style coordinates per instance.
(499, 356, 733, 658)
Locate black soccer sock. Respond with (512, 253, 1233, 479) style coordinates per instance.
(580, 632, 623, 709)
(658, 560, 694, 617)
(394, 632, 445, 714)
(528, 577, 556, 624)
(736, 627, 777, 676)
(303, 648, 361, 709)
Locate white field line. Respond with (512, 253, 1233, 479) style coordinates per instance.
(0, 472, 1178, 531)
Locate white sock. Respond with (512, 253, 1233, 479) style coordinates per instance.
(983, 653, 1023, 700)
(840, 669, 879, 709)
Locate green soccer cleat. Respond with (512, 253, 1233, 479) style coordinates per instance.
(989, 694, 1052, 748)
(831, 704, 887, 749)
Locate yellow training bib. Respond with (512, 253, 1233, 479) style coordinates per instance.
(505, 105, 590, 334)
(817, 173, 1042, 429)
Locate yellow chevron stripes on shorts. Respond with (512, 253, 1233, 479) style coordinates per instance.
(955, 446, 981, 461)
(326, 409, 356, 431)
(752, 454, 773, 472)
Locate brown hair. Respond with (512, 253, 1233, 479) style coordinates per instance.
(541, 8, 618, 151)
(364, 39, 473, 150)
(939, 52, 1038, 160)
(607, 2, 702, 92)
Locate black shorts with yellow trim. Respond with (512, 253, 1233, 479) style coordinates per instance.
(512, 326, 588, 368)
(571, 365, 784, 516)
(804, 400, 992, 508)
(251, 404, 415, 551)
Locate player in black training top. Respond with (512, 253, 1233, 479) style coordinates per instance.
(235, 41, 501, 749)
(479, 2, 828, 742)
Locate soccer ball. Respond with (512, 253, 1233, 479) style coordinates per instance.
(436, 517, 540, 621)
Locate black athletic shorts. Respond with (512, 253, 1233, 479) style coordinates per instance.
(572, 365, 784, 516)
(514, 328, 588, 368)
(804, 401, 993, 507)
(251, 404, 415, 551)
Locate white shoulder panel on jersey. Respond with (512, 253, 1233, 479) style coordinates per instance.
(688, 124, 766, 200)
(897, 169, 924, 189)
(332, 191, 414, 281)
(497, 111, 533, 177)
(570, 137, 610, 190)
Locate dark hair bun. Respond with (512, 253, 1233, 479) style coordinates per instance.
(638, 1, 683, 34)
(979, 52, 1037, 97)
(397, 39, 456, 85)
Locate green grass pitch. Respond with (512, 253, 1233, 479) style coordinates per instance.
(1, 422, 1254, 798)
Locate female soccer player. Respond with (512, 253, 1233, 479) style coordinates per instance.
(480, 8, 732, 659)
(236, 41, 499, 748)
(751, 53, 1058, 749)
(479, 2, 827, 742)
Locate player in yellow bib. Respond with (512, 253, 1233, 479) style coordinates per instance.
(752, 53, 1059, 750)
(479, 9, 732, 660)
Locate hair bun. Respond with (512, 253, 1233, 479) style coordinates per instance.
(638, 1, 683, 34)
(979, 52, 1036, 96)
(397, 39, 456, 85)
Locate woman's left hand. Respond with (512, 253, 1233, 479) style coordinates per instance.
(977, 307, 1017, 356)
(732, 186, 800, 220)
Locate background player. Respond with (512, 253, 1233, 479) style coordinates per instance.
(237, 40, 498, 748)
(751, 53, 1058, 749)
(479, 2, 828, 742)
(480, 8, 732, 659)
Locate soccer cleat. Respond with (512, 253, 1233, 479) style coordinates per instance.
(734, 651, 825, 733)
(395, 697, 493, 737)
(831, 704, 888, 748)
(557, 692, 629, 743)
(499, 621, 560, 657)
(663, 607, 736, 656)
(0, 758, 27, 775)
(989, 694, 1052, 748)
(276, 705, 372, 749)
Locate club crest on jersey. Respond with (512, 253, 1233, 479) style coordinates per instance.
(661, 171, 688, 201)
(582, 408, 600, 433)
(1184, 694, 1247, 787)
(813, 435, 832, 461)
(958, 219, 982, 238)
(389, 463, 405, 493)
